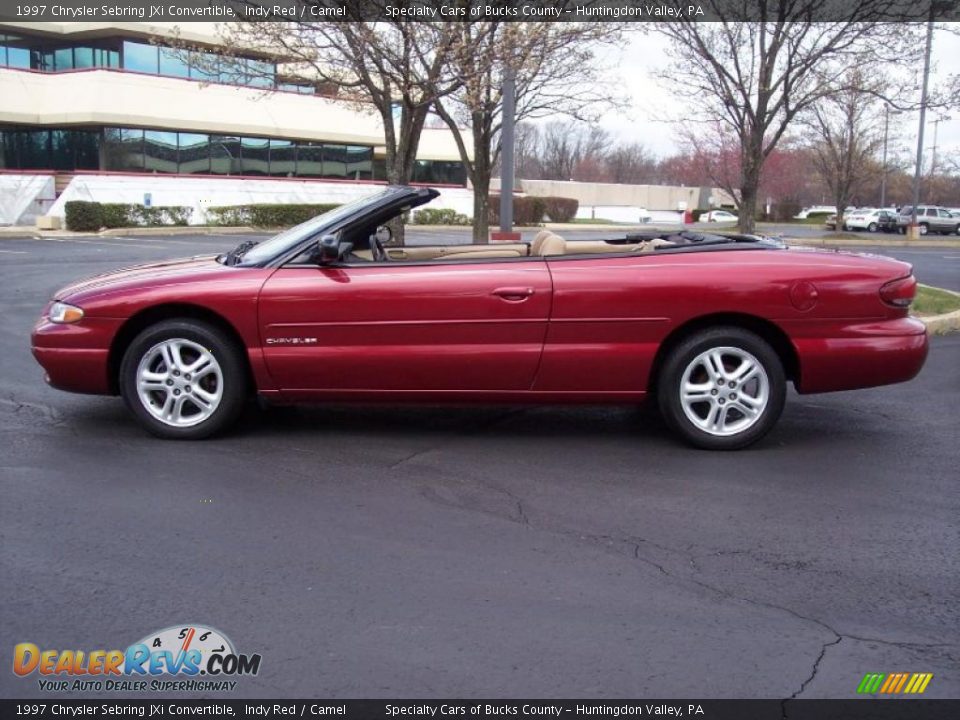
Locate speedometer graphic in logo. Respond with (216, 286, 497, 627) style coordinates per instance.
(134, 624, 234, 669)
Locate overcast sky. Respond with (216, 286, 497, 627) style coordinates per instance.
(592, 28, 960, 166)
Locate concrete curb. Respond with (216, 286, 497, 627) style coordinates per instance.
(922, 309, 960, 335)
(918, 286, 960, 335)
(786, 236, 960, 249)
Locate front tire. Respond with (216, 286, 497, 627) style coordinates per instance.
(658, 327, 786, 450)
(119, 319, 247, 439)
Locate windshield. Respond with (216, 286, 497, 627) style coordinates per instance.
(236, 188, 398, 265)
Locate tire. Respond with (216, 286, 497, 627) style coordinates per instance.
(658, 327, 786, 450)
(119, 319, 247, 439)
(868, 223, 878, 233)
(919, 223, 929, 236)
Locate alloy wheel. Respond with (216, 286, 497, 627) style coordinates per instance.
(679, 347, 770, 437)
(135, 339, 223, 427)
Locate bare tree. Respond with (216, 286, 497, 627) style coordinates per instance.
(804, 71, 886, 229)
(538, 121, 610, 181)
(651, 3, 925, 232)
(193, 6, 466, 243)
(605, 142, 659, 185)
(433, 18, 622, 242)
(513, 122, 543, 180)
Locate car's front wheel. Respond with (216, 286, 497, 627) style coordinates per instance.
(119, 319, 246, 439)
(658, 327, 786, 450)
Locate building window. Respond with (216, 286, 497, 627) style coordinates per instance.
(144, 130, 178, 173)
(104, 128, 144, 172)
(240, 137, 270, 176)
(0, 34, 29, 68)
(2, 124, 462, 185)
(123, 41, 159, 74)
(178, 133, 210, 174)
(210, 135, 241, 175)
(159, 47, 190, 79)
(270, 139, 296, 177)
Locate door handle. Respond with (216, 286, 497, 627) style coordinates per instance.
(492, 287, 535, 301)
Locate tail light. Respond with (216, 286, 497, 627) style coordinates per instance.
(880, 275, 917, 308)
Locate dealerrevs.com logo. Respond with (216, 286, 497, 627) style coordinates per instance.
(13, 625, 261, 693)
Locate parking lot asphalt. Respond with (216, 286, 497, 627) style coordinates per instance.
(1, 235, 958, 701)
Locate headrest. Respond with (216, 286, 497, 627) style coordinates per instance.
(538, 233, 566, 256)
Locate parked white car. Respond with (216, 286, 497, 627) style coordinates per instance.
(844, 208, 884, 232)
(701, 210, 738, 223)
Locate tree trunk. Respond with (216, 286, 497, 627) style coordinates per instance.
(472, 177, 490, 244)
(738, 146, 762, 234)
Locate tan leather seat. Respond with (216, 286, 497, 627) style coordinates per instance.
(530, 230, 554, 256)
(537, 233, 566, 256)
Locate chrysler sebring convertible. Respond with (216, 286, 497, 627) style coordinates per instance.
(32, 186, 928, 449)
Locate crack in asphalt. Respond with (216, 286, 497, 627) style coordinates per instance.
(780, 635, 843, 719)
(402, 475, 955, 701)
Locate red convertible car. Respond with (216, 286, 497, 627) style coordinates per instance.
(32, 186, 928, 449)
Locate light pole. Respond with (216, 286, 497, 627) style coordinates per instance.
(498, 65, 516, 237)
(880, 105, 893, 208)
(909, 14, 934, 237)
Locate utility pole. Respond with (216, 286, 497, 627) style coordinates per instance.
(909, 15, 934, 238)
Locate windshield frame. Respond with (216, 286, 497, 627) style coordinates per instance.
(234, 186, 433, 267)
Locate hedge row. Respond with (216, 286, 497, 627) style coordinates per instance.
(64, 201, 191, 231)
(206, 203, 340, 227)
(488, 196, 580, 225)
(412, 208, 471, 226)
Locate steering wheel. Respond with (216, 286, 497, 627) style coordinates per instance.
(369, 231, 387, 261)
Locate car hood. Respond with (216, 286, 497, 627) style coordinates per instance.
(55, 255, 228, 302)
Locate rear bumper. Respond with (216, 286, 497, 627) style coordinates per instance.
(792, 317, 928, 394)
(31, 317, 119, 395)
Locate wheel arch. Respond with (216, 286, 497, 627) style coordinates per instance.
(107, 303, 255, 395)
(648, 313, 800, 392)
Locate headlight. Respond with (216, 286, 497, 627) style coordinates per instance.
(48, 301, 84, 324)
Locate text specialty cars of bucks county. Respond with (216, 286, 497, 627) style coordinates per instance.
(32, 186, 928, 450)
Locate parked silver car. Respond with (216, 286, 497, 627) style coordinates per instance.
(896, 206, 960, 235)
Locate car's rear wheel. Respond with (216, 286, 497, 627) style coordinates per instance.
(119, 319, 246, 439)
(868, 222, 878, 232)
(658, 327, 786, 450)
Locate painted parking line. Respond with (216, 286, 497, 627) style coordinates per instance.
(0, 248, 28, 254)
(31, 237, 180, 250)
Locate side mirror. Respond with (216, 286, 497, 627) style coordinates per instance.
(318, 234, 352, 264)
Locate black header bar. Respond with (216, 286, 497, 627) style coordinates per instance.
(0, 0, 957, 24)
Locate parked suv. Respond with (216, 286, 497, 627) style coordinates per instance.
(897, 206, 960, 235)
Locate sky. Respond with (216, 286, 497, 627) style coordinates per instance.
(591, 27, 960, 167)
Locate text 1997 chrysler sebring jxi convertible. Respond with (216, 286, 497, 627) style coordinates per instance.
(32, 186, 928, 449)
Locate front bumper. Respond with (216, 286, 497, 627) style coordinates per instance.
(31, 316, 122, 395)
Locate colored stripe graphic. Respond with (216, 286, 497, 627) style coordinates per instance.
(857, 672, 933, 694)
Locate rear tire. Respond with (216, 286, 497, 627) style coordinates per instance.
(868, 222, 878, 233)
(658, 327, 786, 450)
(119, 319, 247, 439)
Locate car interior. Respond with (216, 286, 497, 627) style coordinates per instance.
(348, 229, 685, 263)
(329, 200, 768, 265)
